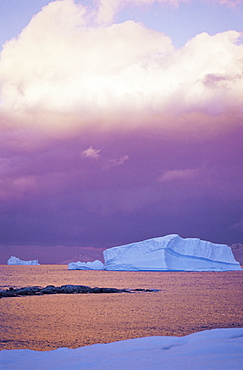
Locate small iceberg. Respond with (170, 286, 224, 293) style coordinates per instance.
(7, 256, 40, 265)
(68, 260, 104, 270)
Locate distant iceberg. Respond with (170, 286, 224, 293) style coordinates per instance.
(68, 260, 104, 270)
(7, 256, 40, 265)
(103, 234, 242, 271)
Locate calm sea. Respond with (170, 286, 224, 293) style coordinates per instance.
(0, 265, 242, 351)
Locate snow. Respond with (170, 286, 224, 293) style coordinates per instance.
(68, 260, 104, 270)
(7, 256, 40, 265)
(103, 234, 241, 271)
(1, 328, 242, 369)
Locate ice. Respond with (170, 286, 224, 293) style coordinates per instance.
(68, 260, 104, 270)
(7, 256, 40, 265)
(67, 235, 241, 271)
(0, 328, 242, 369)
(103, 235, 241, 271)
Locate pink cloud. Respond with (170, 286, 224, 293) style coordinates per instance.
(209, 0, 242, 9)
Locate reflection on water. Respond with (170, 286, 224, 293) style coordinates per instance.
(0, 265, 242, 351)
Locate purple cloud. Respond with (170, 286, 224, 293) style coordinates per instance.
(0, 1, 242, 263)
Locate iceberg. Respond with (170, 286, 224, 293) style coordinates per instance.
(68, 260, 104, 270)
(103, 234, 242, 271)
(7, 256, 40, 265)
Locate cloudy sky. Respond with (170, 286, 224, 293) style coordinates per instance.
(0, 0, 242, 263)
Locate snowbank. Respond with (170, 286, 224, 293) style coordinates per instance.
(0, 328, 242, 369)
(7, 256, 40, 265)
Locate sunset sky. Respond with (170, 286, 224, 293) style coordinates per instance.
(0, 0, 242, 263)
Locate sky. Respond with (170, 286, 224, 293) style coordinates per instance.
(0, 0, 243, 264)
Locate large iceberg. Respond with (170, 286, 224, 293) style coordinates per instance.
(103, 234, 242, 271)
(7, 256, 40, 265)
(68, 260, 104, 270)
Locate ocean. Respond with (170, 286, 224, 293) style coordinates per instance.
(0, 265, 242, 351)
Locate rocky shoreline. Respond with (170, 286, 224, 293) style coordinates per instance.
(0, 284, 159, 298)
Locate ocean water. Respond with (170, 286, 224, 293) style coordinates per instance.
(0, 265, 242, 351)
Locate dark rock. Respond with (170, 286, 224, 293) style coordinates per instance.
(60, 285, 76, 293)
(75, 285, 92, 293)
(0, 290, 17, 297)
(132, 288, 161, 292)
(90, 287, 127, 293)
(0, 284, 159, 298)
(101, 288, 123, 293)
(15, 287, 40, 295)
(40, 286, 58, 294)
(90, 287, 102, 293)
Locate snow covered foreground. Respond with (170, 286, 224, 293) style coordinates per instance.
(69, 234, 241, 271)
(1, 329, 242, 370)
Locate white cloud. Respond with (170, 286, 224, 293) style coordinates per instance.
(117, 155, 129, 165)
(159, 168, 200, 182)
(104, 154, 129, 169)
(0, 175, 38, 200)
(96, 0, 186, 24)
(0, 0, 242, 136)
(229, 219, 243, 231)
(82, 146, 101, 159)
(81, 146, 128, 167)
(95, 0, 241, 24)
